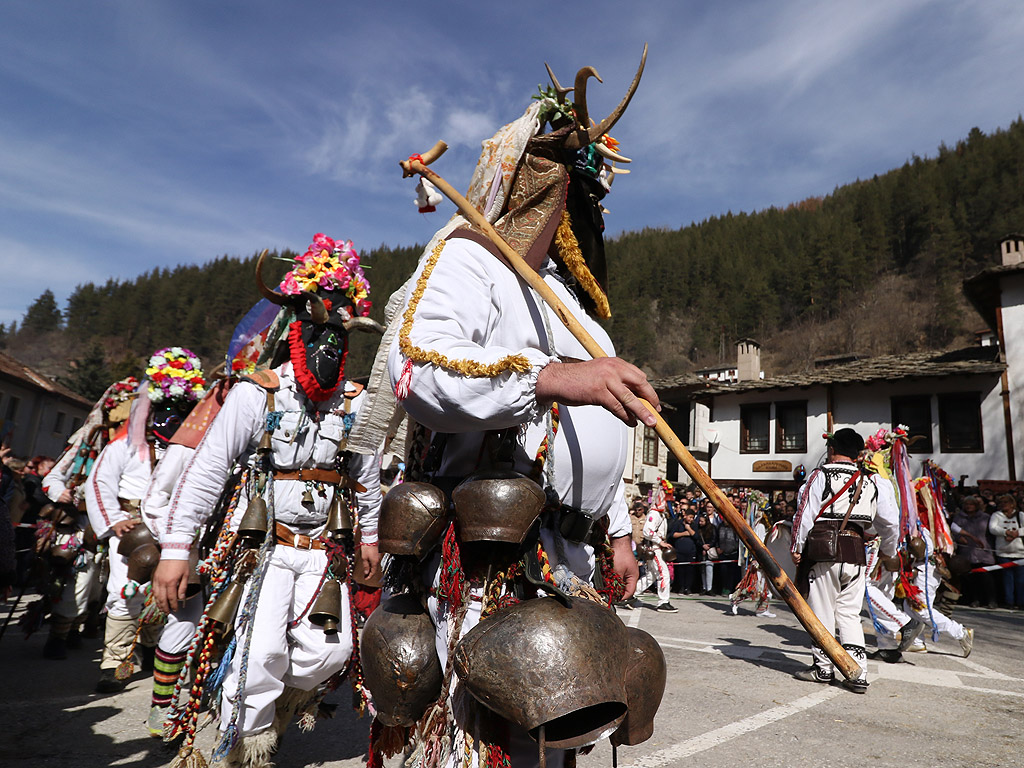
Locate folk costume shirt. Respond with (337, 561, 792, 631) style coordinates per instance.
(792, 463, 900, 557)
(85, 435, 158, 540)
(160, 363, 382, 561)
(387, 235, 631, 538)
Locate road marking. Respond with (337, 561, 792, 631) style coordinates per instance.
(623, 687, 841, 768)
(952, 656, 1021, 681)
(627, 607, 642, 629)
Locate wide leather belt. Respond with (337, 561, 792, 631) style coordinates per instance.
(118, 498, 142, 515)
(272, 468, 366, 492)
(274, 521, 326, 551)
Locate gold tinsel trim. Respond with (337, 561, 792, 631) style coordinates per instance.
(398, 239, 534, 378)
(554, 210, 611, 319)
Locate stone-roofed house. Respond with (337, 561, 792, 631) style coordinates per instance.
(0, 351, 91, 458)
(652, 235, 1024, 492)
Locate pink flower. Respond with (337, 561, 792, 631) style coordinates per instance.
(312, 233, 335, 252)
(280, 273, 302, 295)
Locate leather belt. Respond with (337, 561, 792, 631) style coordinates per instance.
(118, 498, 142, 516)
(272, 468, 366, 492)
(275, 522, 326, 551)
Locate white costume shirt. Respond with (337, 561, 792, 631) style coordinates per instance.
(85, 436, 158, 539)
(792, 464, 900, 558)
(386, 236, 630, 538)
(142, 443, 195, 544)
(642, 509, 668, 544)
(160, 365, 382, 561)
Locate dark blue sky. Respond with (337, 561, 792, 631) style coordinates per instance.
(2, 1, 1023, 325)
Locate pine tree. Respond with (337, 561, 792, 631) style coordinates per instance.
(22, 289, 62, 334)
(59, 343, 111, 401)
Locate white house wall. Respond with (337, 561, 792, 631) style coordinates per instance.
(1001, 271, 1024, 479)
(707, 373, 1008, 485)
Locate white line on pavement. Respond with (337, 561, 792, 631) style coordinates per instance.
(623, 687, 841, 768)
(628, 607, 642, 629)
(951, 656, 1021, 681)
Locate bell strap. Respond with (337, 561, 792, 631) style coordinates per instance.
(274, 521, 326, 551)
(271, 467, 367, 492)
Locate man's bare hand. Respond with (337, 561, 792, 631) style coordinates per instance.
(791, 551, 802, 565)
(57, 490, 73, 505)
(611, 534, 640, 599)
(153, 559, 190, 614)
(360, 543, 381, 582)
(111, 518, 140, 537)
(536, 358, 660, 428)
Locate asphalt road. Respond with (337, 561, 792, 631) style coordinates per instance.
(1, 593, 1021, 768)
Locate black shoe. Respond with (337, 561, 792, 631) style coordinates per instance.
(43, 634, 67, 660)
(868, 649, 902, 664)
(96, 669, 128, 694)
(839, 677, 869, 694)
(140, 645, 157, 673)
(616, 600, 634, 611)
(656, 602, 679, 613)
(793, 666, 833, 684)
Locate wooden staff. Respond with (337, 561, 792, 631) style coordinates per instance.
(400, 142, 861, 680)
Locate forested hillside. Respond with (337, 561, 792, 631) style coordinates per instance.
(5, 118, 1024, 400)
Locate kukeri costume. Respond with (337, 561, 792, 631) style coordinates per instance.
(32, 377, 136, 659)
(158, 236, 383, 768)
(791, 429, 899, 692)
(358, 51, 664, 768)
(86, 350, 206, 693)
(636, 506, 672, 610)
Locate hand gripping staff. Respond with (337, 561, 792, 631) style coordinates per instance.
(400, 143, 861, 681)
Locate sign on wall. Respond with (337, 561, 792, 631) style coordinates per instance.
(752, 460, 793, 472)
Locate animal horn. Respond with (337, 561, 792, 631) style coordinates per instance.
(564, 44, 647, 150)
(595, 142, 631, 164)
(343, 316, 386, 335)
(255, 249, 289, 306)
(255, 249, 328, 324)
(544, 62, 573, 104)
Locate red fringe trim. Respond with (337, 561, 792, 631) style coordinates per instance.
(288, 320, 346, 402)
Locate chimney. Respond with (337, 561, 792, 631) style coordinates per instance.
(1001, 236, 1024, 266)
(736, 338, 761, 382)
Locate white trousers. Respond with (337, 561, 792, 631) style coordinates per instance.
(220, 545, 352, 737)
(903, 560, 965, 641)
(53, 552, 103, 619)
(157, 592, 204, 655)
(866, 575, 911, 651)
(104, 536, 145, 618)
(806, 561, 867, 678)
(636, 549, 670, 603)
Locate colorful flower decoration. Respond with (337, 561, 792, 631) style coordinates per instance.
(277, 233, 372, 317)
(102, 376, 139, 412)
(145, 347, 206, 404)
(864, 426, 909, 453)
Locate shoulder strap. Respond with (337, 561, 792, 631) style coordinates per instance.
(243, 369, 280, 391)
(814, 470, 861, 522)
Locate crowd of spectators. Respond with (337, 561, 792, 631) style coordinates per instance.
(0, 443, 56, 595)
(950, 487, 1024, 610)
(630, 485, 795, 599)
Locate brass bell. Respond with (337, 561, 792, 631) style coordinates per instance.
(207, 579, 246, 630)
(237, 497, 269, 542)
(301, 488, 315, 505)
(257, 431, 273, 454)
(324, 493, 353, 539)
(309, 577, 342, 635)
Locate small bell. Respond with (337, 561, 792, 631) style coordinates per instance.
(309, 578, 342, 635)
(258, 430, 273, 454)
(302, 488, 316, 505)
(324, 493, 353, 540)
(207, 579, 246, 630)
(237, 497, 269, 542)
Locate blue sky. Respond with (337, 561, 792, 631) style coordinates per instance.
(2, 1, 1024, 327)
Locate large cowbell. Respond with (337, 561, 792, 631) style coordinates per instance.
(451, 471, 546, 545)
(610, 627, 667, 746)
(377, 482, 449, 559)
(453, 597, 629, 749)
(361, 593, 442, 727)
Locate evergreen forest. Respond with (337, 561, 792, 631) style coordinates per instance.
(5, 118, 1024, 401)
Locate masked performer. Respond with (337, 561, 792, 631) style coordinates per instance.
(364, 52, 662, 768)
(152, 236, 383, 768)
(791, 428, 899, 693)
(34, 377, 137, 659)
(85, 351, 205, 693)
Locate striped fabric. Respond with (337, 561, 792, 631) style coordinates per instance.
(151, 648, 187, 707)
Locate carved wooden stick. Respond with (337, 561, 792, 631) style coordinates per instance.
(399, 146, 861, 680)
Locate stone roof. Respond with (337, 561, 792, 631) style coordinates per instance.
(653, 346, 1004, 399)
(0, 352, 91, 407)
(962, 261, 1024, 330)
